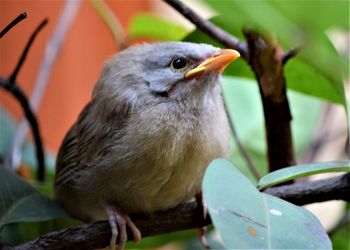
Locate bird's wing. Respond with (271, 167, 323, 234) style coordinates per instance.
(55, 99, 130, 187)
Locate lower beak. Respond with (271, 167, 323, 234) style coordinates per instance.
(184, 49, 240, 79)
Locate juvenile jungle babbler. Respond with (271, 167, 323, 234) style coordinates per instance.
(54, 42, 240, 249)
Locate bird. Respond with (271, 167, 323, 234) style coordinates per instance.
(54, 42, 240, 249)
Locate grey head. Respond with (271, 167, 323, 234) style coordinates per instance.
(92, 42, 237, 110)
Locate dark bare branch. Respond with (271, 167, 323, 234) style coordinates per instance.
(0, 12, 27, 38)
(265, 173, 350, 206)
(9, 19, 48, 84)
(0, 77, 45, 181)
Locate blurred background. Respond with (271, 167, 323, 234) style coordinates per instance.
(0, 0, 349, 249)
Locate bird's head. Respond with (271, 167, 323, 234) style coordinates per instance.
(93, 42, 240, 109)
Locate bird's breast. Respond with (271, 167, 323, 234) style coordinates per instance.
(106, 100, 231, 213)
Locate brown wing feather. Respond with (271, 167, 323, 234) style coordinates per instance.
(55, 99, 130, 188)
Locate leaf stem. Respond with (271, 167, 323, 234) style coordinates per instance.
(89, 0, 126, 50)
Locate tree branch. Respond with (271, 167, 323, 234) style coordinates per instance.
(0, 78, 45, 181)
(12, 173, 350, 250)
(265, 173, 350, 206)
(243, 29, 296, 172)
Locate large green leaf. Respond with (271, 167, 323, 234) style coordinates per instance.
(128, 13, 188, 41)
(267, 0, 349, 31)
(203, 159, 332, 249)
(258, 162, 350, 190)
(222, 76, 323, 182)
(0, 167, 68, 229)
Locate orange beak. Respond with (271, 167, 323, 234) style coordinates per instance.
(184, 49, 240, 79)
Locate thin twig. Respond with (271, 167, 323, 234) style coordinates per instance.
(13, 173, 350, 250)
(0, 12, 27, 38)
(8, 19, 48, 84)
(282, 46, 300, 65)
(89, 0, 126, 50)
(223, 98, 261, 181)
(163, 0, 248, 60)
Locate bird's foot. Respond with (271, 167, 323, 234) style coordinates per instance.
(106, 206, 141, 250)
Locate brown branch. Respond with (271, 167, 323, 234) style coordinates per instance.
(243, 29, 296, 172)
(265, 173, 350, 205)
(163, 0, 248, 60)
(12, 173, 350, 250)
(13, 202, 208, 250)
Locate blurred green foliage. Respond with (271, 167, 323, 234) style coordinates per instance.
(128, 13, 189, 41)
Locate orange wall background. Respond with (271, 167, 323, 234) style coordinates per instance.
(0, 0, 151, 154)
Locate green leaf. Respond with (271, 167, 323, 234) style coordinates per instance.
(203, 159, 332, 249)
(285, 58, 345, 105)
(222, 76, 323, 182)
(258, 162, 350, 190)
(0, 167, 68, 229)
(128, 13, 188, 41)
(268, 0, 349, 31)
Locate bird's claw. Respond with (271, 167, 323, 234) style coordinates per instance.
(106, 205, 141, 250)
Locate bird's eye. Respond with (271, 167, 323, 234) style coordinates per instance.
(171, 58, 189, 71)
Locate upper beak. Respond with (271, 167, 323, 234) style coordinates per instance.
(184, 49, 240, 79)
